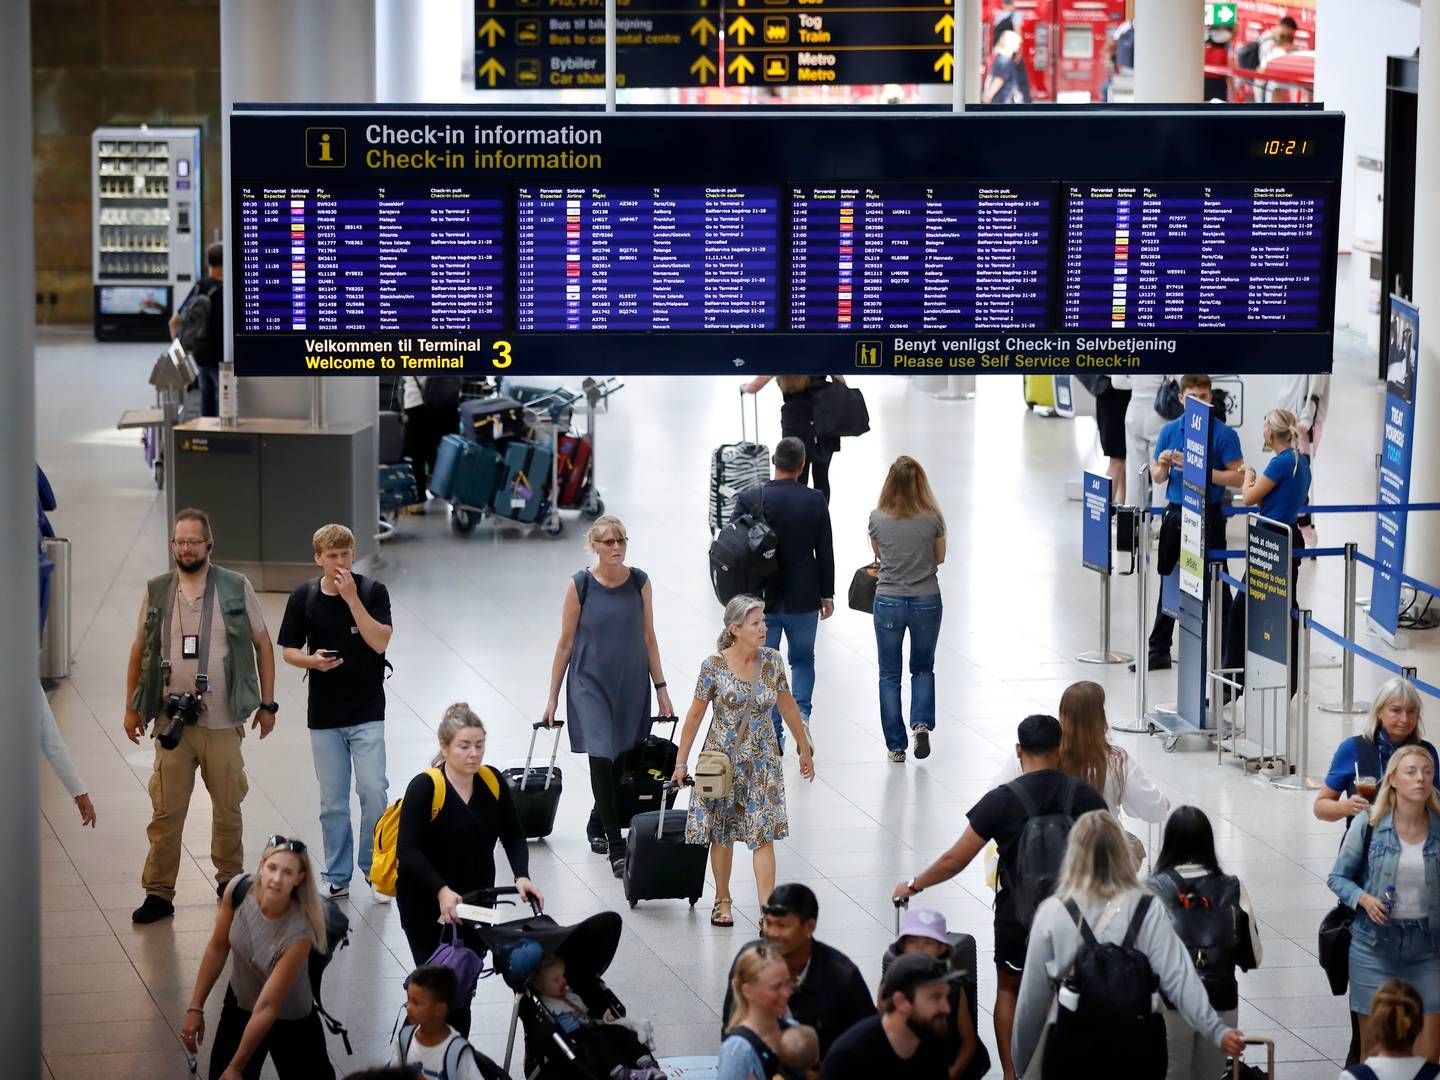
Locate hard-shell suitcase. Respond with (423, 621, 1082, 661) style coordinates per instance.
(615, 717, 680, 825)
(556, 433, 593, 509)
(460, 396, 529, 445)
(891, 898, 980, 1037)
(505, 722, 564, 840)
(452, 443, 506, 511)
(379, 409, 406, 464)
(430, 434, 469, 501)
(379, 462, 420, 513)
(1022, 374, 1055, 410)
(495, 441, 552, 524)
(623, 780, 707, 908)
(708, 391, 769, 535)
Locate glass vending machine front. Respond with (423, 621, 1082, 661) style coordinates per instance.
(93, 126, 203, 341)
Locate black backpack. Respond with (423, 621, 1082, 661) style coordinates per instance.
(708, 488, 779, 605)
(1151, 869, 1243, 1010)
(1235, 40, 1262, 70)
(421, 376, 463, 410)
(176, 280, 218, 354)
(1044, 896, 1165, 1080)
(1003, 776, 1079, 925)
(231, 875, 353, 1052)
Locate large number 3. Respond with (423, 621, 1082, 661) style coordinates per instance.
(491, 340, 513, 369)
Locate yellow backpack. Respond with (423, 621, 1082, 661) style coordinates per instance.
(370, 766, 500, 897)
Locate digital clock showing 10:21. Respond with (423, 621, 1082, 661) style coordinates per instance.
(1256, 138, 1314, 156)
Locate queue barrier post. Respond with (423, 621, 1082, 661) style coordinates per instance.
(1209, 559, 1226, 760)
(1319, 542, 1370, 716)
(1114, 465, 1154, 734)
(1272, 609, 1319, 790)
(1076, 568, 1132, 665)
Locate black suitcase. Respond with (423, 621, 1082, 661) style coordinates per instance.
(615, 718, 680, 825)
(624, 781, 708, 909)
(505, 722, 564, 840)
(379, 410, 406, 465)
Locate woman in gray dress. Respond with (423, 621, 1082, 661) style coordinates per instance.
(544, 515, 674, 876)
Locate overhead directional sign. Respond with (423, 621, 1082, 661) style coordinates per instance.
(1205, 2, 1237, 27)
(473, 0, 721, 90)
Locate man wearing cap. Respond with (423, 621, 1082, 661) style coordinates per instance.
(892, 715, 1106, 1080)
(819, 954, 955, 1079)
(885, 909, 986, 1080)
(720, 883, 875, 1058)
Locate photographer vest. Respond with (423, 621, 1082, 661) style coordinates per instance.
(132, 565, 260, 725)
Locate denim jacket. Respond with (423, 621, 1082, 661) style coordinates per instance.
(1327, 809, 1440, 949)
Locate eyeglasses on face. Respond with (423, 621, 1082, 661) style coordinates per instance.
(265, 834, 307, 854)
(172, 538, 209, 548)
(596, 537, 628, 547)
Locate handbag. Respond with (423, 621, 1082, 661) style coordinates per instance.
(848, 562, 879, 613)
(1318, 822, 1372, 996)
(694, 706, 747, 801)
(1154, 376, 1184, 420)
(812, 381, 871, 439)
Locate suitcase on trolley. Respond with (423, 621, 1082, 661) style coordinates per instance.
(556, 433, 593, 509)
(623, 781, 708, 908)
(615, 717, 680, 825)
(460, 396, 529, 446)
(505, 722, 564, 840)
(494, 440, 552, 525)
(379, 410, 406, 465)
(430, 434, 468, 501)
(708, 391, 769, 535)
(379, 463, 420, 513)
(452, 443, 506, 511)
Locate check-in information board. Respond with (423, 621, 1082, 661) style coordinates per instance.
(230, 107, 1344, 377)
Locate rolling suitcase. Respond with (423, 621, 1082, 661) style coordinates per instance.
(505, 722, 564, 840)
(623, 780, 708, 908)
(615, 717, 680, 824)
(379, 463, 420, 513)
(556, 433, 593, 509)
(379, 410, 406, 465)
(452, 443, 506, 511)
(461, 396, 529, 446)
(708, 390, 769, 535)
(1022, 374, 1055, 410)
(429, 434, 468, 501)
(495, 440, 552, 524)
(891, 898, 980, 1037)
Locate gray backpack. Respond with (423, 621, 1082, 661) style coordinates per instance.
(176, 283, 216, 354)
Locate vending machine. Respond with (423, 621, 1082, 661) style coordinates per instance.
(92, 125, 203, 341)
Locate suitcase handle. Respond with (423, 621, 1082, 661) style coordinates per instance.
(533, 720, 565, 731)
(739, 386, 761, 444)
(525, 721, 564, 790)
(649, 715, 680, 738)
(893, 895, 908, 934)
(658, 777, 694, 840)
(1232, 1036, 1274, 1079)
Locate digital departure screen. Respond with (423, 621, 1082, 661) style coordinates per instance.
(515, 186, 780, 331)
(237, 184, 506, 333)
(788, 184, 1050, 332)
(1062, 183, 1327, 331)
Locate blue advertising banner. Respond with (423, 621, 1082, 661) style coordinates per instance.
(1082, 472, 1111, 574)
(1369, 295, 1419, 640)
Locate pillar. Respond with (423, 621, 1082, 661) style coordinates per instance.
(1403, 1, 1440, 587)
(0, 0, 41, 1070)
(1134, 0, 1203, 103)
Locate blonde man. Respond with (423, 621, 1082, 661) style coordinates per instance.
(277, 524, 393, 902)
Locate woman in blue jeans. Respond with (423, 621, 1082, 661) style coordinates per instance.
(868, 456, 946, 763)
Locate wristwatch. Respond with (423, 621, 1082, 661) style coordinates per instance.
(907, 877, 923, 894)
(258, 701, 279, 714)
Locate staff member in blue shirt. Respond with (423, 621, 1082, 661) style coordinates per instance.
(1221, 409, 1311, 694)
(1144, 375, 1245, 671)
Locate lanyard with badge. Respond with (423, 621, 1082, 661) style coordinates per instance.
(161, 571, 217, 693)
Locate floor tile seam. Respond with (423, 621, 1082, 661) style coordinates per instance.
(65, 491, 165, 662)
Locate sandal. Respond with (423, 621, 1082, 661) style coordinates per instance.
(710, 896, 735, 927)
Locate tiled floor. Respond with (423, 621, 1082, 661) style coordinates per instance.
(34, 325, 1440, 1079)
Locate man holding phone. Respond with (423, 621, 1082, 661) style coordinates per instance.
(278, 524, 394, 901)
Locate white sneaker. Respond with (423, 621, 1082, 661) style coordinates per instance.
(366, 877, 392, 904)
(326, 883, 350, 900)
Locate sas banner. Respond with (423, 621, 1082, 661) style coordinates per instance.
(1369, 295, 1420, 640)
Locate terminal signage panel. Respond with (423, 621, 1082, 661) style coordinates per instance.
(229, 108, 1344, 376)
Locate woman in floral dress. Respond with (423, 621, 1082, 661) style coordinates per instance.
(673, 595, 816, 927)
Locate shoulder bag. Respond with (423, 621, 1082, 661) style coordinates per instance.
(1317, 821, 1373, 996)
(1154, 376, 1184, 420)
(848, 561, 879, 613)
(695, 669, 749, 799)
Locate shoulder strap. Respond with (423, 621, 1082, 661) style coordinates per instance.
(574, 569, 590, 607)
(1342, 1067, 1378, 1080)
(479, 764, 501, 802)
(444, 1034, 476, 1080)
(230, 873, 252, 907)
(1006, 778, 1040, 819)
(1062, 898, 1098, 947)
(1121, 895, 1154, 950)
(731, 1026, 781, 1071)
(305, 577, 321, 624)
(1061, 774, 1079, 816)
(425, 767, 447, 820)
(630, 567, 646, 596)
(1415, 1063, 1440, 1080)
(398, 1023, 415, 1066)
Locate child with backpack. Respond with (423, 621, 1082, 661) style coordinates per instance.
(392, 964, 497, 1080)
(1147, 806, 1262, 1080)
(1345, 979, 1440, 1080)
(1012, 811, 1247, 1080)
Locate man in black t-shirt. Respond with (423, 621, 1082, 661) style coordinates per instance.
(820, 954, 954, 1080)
(278, 523, 393, 901)
(893, 715, 1106, 1080)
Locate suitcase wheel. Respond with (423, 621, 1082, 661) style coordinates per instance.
(451, 508, 477, 535)
(629, 899, 638, 909)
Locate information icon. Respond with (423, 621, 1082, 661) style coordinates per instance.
(305, 127, 346, 168)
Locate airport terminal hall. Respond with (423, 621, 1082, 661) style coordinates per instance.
(10, 0, 1440, 1078)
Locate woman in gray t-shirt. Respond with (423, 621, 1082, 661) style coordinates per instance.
(868, 456, 946, 763)
(181, 837, 335, 1079)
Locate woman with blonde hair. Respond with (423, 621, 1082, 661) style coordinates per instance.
(1316, 679, 1438, 824)
(870, 456, 947, 762)
(1344, 979, 1433, 1079)
(1329, 745, 1440, 1061)
(718, 944, 796, 1080)
(544, 514, 674, 874)
(1013, 811, 1245, 1078)
(673, 596, 815, 927)
(181, 836, 336, 1079)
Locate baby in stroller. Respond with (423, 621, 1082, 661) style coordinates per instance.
(528, 953, 666, 1080)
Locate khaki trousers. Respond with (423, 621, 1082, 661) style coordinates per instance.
(141, 723, 249, 900)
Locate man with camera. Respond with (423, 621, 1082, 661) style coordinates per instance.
(124, 508, 276, 924)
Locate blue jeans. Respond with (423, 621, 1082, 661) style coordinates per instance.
(310, 722, 389, 887)
(765, 609, 818, 744)
(196, 366, 219, 417)
(873, 593, 942, 751)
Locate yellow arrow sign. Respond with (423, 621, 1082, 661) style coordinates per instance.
(728, 53, 755, 84)
(728, 15, 756, 46)
(478, 56, 506, 87)
(477, 17, 505, 47)
(933, 51, 954, 80)
(690, 54, 717, 83)
(934, 13, 955, 43)
(690, 16, 717, 45)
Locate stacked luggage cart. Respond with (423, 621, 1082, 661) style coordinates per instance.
(433, 377, 621, 538)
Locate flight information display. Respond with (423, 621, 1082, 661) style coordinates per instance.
(788, 184, 1050, 332)
(514, 186, 780, 331)
(1062, 183, 1328, 331)
(237, 184, 506, 333)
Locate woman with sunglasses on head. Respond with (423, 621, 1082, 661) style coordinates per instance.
(719, 943, 800, 1080)
(396, 703, 543, 1036)
(181, 836, 335, 1080)
(544, 514, 675, 876)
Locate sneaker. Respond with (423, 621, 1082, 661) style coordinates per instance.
(913, 729, 931, 759)
(132, 895, 175, 924)
(364, 876, 391, 904)
(888, 749, 907, 763)
(326, 883, 350, 900)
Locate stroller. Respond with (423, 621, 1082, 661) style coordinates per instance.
(467, 890, 660, 1080)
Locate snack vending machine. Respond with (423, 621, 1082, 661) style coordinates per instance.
(92, 125, 203, 341)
